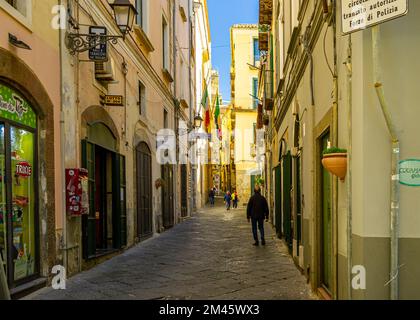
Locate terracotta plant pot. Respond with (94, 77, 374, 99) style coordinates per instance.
(322, 153, 347, 181)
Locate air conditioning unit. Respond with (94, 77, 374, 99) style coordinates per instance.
(95, 57, 116, 82)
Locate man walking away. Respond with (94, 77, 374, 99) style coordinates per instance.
(224, 191, 231, 211)
(209, 188, 215, 207)
(247, 185, 269, 246)
(233, 190, 239, 208)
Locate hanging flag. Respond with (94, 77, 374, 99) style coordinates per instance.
(214, 94, 222, 140)
(202, 86, 210, 129)
(214, 93, 220, 121)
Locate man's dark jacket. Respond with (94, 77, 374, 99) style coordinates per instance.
(247, 191, 269, 220)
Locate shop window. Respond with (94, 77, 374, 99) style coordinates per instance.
(0, 83, 38, 286)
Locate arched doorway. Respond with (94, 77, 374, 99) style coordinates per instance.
(81, 121, 126, 259)
(136, 142, 153, 240)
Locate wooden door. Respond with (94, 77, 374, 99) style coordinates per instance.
(136, 143, 153, 240)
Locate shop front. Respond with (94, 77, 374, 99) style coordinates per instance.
(0, 83, 39, 288)
(81, 121, 127, 260)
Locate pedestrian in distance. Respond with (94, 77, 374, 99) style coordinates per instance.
(232, 190, 239, 209)
(209, 188, 215, 207)
(224, 191, 231, 211)
(247, 185, 269, 246)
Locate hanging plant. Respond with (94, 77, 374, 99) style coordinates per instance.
(322, 147, 348, 182)
(155, 178, 165, 189)
(256, 176, 265, 186)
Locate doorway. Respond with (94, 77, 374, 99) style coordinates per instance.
(274, 166, 281, 238)
(161, 164, 174, 229)
(282, 151, 293, 253)
(320, 131, 332, 293)
(81, 123, 126, 259)
(94, 146, 114, 252)
(136, 142, 153, 240)
(180, 164, 188, 217)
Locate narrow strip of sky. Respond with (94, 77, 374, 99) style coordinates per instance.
(207, 0, 259, 105)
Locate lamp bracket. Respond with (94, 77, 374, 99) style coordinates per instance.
(65, 32, 123, 55)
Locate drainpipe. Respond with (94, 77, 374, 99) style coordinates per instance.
(173, 0, 179, 223)
(372, 25, 400, 300)
(59, 0, 68, 277)
(345, 35, 353, 300)
(188, 0, 195, 213)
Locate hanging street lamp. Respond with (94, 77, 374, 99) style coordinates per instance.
(65, 0, 138, 55)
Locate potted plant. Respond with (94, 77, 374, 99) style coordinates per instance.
(263, 115, 269, 126)
(256, 177, 265, 186)
(322, 147, 348, 181)
(155, 178, 165, 189)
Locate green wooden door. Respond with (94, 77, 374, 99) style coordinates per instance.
(250, 175, 256, 195)
(296, 156, 302, 251)
(321, 133, 332, 292)
(81, 140, 96, 258)
(274, 167, 281, 237)
(113, 154, 127, 248)
(282, 152, 292, 252)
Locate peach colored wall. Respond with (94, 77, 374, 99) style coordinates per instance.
(0, 3, 62, 230)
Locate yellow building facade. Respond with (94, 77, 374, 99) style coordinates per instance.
(230, 24, 260, 204)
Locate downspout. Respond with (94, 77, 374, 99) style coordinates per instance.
(188, 0, 195, 213)
(345, 35, 353, 300)
(331, 0, 339, 300)
(59, 0, 67, 277)
(372, 25, 400, 300)
(173, 0, 179, 222)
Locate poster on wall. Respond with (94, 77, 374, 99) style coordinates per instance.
(66, 168, 89, 216)
(341, 0, 408, 34)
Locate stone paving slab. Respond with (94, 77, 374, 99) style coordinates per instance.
(25, 205, 315, 300)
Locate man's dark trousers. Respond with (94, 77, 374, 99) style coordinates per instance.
(251, 218, 265, 242)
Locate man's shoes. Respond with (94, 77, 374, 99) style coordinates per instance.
(261, 240, 266, 246)
(253, 241, 259, 246)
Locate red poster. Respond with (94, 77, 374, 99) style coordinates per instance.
(66, 168, 88, 216)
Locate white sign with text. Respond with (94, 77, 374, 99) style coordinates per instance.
(341, 0, 408, 34)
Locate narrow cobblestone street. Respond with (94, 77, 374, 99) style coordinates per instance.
(27, 203, 313, 300)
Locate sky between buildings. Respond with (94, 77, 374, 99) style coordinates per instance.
(207, 0, 259, 104)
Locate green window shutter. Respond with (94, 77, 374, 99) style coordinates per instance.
(282, 152, 293, 252)
(113, 154, 127, 248)
(81, 140, 96, 259)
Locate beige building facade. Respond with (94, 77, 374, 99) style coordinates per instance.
(58, 0, 198, 280)
(260, 0, 420, 300)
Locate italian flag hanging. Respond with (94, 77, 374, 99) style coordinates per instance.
(202, 86, 210, 129)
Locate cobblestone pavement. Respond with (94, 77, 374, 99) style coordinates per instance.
(27, 203, 314, 300)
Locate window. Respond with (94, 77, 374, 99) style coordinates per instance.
(136, 0, 148, 31)
(3, 0, 28, 16)
(252, 77, 258, 109)
(164, 109, 168, 128)
(136, 0, 143, 27)
(253, 38, 260, 65)
(138, 81, 146, 116)
(162, 16, 169, 70)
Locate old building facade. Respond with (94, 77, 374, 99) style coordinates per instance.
(0, 0, 61, 297)
(58, 0, 200, 279)
(259, 0, 420, 300)
(231, 24, 260, 204)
